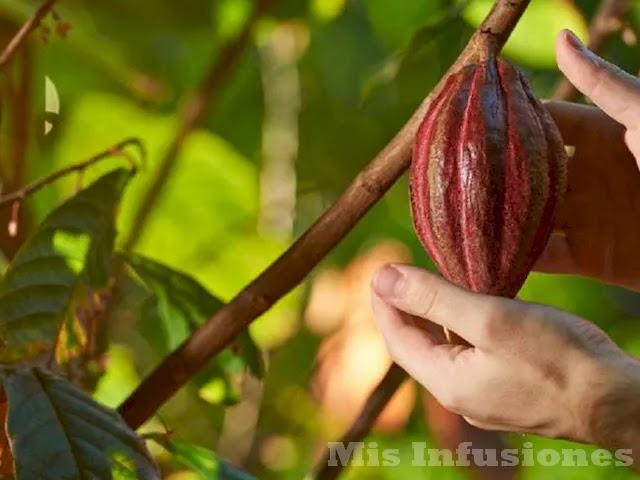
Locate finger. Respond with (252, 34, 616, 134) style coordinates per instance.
(624, 129, 640, 164)
(372, 264, 506, 347)
(544, 101, 619, 145)
(371, 292, 463, 397)
(463, 416, 517, 434)
(556, 29, 640, 130)
(407, 315, 448, 344)
(371, 291, 438, 357)
(534, 232, 578, 275)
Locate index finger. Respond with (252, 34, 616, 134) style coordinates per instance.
(544, 101, 621, 146)
(372, 265, 507, 347)
(556, 29, 640, 130)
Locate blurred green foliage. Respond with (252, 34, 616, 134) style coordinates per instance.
(0, 0, 639, 479)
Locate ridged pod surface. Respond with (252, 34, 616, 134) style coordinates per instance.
(410, 57, 567, 298)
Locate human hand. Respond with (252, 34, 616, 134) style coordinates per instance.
(371, 264, 640, 451)
(536, 30, 640, 291)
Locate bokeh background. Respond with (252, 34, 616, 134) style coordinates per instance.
(1, 0, 640, 478)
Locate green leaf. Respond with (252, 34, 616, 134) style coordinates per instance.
(2, 367, 159, 479)
(0, 169, 133, 361)
(361, 3, 471, 108)
(124, 253, 224, 337)
(364, 0, 444, 48)
(93, 344, 143, 409)
(124, 253, 264, 401)
(151, 436, 255, 480)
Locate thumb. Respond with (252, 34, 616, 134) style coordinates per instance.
(556, 29, 640, 131)
(372, 265, 510, 348)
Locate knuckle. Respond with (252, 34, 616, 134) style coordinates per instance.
(477, 298, 507, 342)
(588, 59, 622, 102)
(481, 317, 503, 344)
(409, 281, 440, 319)
(587, 60, 608, 95)
(519, 303, 553, 335)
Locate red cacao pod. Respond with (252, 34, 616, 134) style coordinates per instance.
(410, 57, 567, 298)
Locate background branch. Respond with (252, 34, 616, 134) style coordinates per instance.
(552, 0, 632, 101)
(0, 0, 56, 69)
(314, 363, 407, 480)
(122, 0, 272, 251)
(0, 40, 32, 259)
(0, 138, 144, 208)
(118, 0, 532, 430)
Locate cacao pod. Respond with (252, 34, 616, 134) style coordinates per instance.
(410, 57, 567, 298)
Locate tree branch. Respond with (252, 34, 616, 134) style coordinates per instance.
(552, 0, 632, 101)
(118, 0, 532, 430)
(0, 42, 33, 259)
(0, 138, 144, 208)
(475, 0, 530, 55)
(122, 0, 272, 251)
(0, 0, 57, 70)
(314, 363, 407, 480)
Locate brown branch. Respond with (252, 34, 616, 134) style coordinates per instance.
(0, 138, 145, 208)
(552, 0, 632, 101)
(118, 0, 532, 430)
(0, 0, 57, 70)
(122, 0, 272, 251)
(475, 0, 529, 56)
(314, 363, 407, 480)
(0, 44, 33, 259)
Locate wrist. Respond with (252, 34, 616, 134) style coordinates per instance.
(585, 354, 640, 451)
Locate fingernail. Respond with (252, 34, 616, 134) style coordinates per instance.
(373, 265, 403, 298)
(564, 30, 585, 52)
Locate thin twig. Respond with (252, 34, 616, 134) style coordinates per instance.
(552, 0, 632, 101)
(0, 138, 145, 208)
(122, 0, 272, 251)
(0, 0, 57, 70)
(314, 364, 407, 480)
(118, 0, 532, 431)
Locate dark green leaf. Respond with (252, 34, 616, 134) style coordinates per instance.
(124, 253, 222, 332)
(2, 367, 159, 479)
(124, 253, 264, 395)
(0, 169, 133, 360)
(364, 0, 444, 48)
